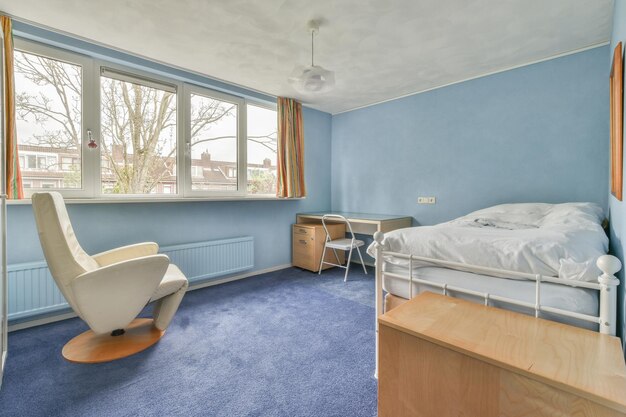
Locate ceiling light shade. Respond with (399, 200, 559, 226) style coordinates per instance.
(289, 20, 335, 94)
(288, 65, 335, 94)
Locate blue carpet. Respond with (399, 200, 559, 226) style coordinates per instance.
(0, 266, 377, 417)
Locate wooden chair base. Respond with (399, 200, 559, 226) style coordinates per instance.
(62, 318, 165, 363)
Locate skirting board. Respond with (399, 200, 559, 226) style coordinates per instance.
(7, 263, 293, 332)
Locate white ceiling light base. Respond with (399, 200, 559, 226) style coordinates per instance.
(288, 20, 335, 95)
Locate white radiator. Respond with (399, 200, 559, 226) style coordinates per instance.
(8, 236, 254, 321)
(7, 262, 66, 321)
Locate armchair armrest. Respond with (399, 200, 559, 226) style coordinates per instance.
(71, 254, 169, 334)
(93, 242, 159, 267)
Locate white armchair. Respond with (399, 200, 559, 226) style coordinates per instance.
(31, 192, 188, 363)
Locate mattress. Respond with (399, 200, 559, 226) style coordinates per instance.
(383, 264, 599, 330)
(368, 202, 608, 282)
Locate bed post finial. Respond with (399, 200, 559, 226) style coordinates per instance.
(373, 231, 384, 246)
(597, 255, 621, 278)
(597, 255, 621, 335)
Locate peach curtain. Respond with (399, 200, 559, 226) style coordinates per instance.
(276, 97, 306, 198)
(1, 15, 23, 199)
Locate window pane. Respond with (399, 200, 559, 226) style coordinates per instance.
(14, 50, 82, 189)
(27, 155, 36, 169)
(246, 104, 277, 194)
(189, 94, 238, 191)
(101, 75, 177, 194)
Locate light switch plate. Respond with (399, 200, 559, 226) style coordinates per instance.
(418, 197, 436, 204)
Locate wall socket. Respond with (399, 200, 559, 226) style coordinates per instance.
(417, 196, 436, 204)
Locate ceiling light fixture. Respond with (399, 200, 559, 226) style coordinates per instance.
(288, 20, 335, 94)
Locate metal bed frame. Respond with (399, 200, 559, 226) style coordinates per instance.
(371, 231, 622, 378)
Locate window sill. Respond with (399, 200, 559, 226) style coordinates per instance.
(7, 195, 305, 205)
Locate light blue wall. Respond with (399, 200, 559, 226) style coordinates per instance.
(332, 46, 609, 224)
(608, 0, 626, 349)
(7, 24, 333, 271)
(332, 47, 609, 267)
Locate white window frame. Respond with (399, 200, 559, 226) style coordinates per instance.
(12, 37, 284, 203)
(14, 38, 97, 199)
(97, 62, 181, 199)
(182, 84, 246, 197)
(245, 100, 278, 196)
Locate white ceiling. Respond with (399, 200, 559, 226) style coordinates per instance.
(0, 0, 614, 114)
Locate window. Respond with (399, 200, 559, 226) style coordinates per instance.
(186, 87, 243, 194)
(47, 156, 57, 170)
(61, 157, 73, 171)
(13, 39, 279, 201)
(14, 45, 88, 192)
(190, 165, 203, 178)
(18, 152, 58, 171)
(246, 104, 277, 194)
(26, 155, 36, 170)
(100, 69, 177, 195)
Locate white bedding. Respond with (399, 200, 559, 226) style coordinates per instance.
(383, 264, 598, 329)
(367, 202, 608, 282)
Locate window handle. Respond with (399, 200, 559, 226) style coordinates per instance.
(87, 129, 98, 149)
(185, 142, 191, 156)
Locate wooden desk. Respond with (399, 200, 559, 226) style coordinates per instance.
(296, 212, 412, 235)
(378, 292, 626, 417)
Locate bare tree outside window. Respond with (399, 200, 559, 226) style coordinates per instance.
(14, 50, 82, 189)
(14, 48, 278, 196)
(247, 104, 278, 194)
(100, 76, 178, 194)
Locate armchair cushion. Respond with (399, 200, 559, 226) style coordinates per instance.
(93, 242, 159, 267)
(150, 264, 188, 302)
(71, 255, 170, 334)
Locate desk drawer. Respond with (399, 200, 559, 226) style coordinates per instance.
(293, 236, 315, 271)
(293, 235, 314, 252)
(293, 225, 314, 237)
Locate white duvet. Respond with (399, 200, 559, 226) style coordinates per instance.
(366, 203, 608, 282)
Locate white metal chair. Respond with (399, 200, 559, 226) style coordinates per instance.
(318, 214, 368, 281)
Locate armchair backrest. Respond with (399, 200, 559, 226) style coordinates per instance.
(32, 192, 99, 311)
